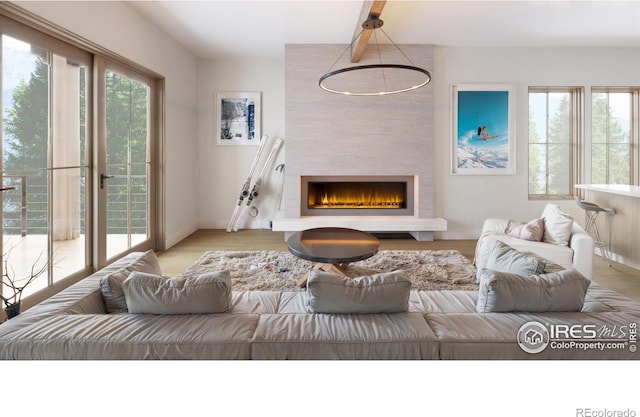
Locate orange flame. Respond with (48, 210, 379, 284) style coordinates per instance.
(312, 190, 405, 209)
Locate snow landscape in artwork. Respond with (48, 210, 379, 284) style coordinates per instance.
(457, 141, 508, 169)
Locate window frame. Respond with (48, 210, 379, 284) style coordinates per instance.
(528, 86, 583, 200)
(590, 87, 640, 186)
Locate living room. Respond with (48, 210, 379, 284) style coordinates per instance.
(2, 1, 640, 415)
(8, 1, 639, 250)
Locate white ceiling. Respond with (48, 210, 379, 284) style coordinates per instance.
(129, 0, 640, 59)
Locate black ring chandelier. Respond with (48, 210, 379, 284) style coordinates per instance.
(319, 16, 431, 96)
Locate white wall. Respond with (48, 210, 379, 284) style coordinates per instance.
(197, 58, 285, 230)
(15, 1, 200, 248)
(433, 46, 640, 239)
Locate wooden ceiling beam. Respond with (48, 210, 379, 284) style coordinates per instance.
(350, 0, 387, 63)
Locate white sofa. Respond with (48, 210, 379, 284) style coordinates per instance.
(475, 218, 594, 280)
(1, 249, 638, 360)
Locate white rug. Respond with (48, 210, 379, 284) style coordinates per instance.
(183, 250, 478, 292)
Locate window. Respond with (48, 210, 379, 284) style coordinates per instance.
(528, 88, 582, 198)
(591, 88, 639, 185)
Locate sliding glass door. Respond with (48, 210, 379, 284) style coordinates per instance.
(96, 59, 156, 267)
(1, 19, 92, 301)
(1, 14, 159, 308)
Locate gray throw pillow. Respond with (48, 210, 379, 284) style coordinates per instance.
(476, 268, 591, 313)
(486, 240, 547, 276)
(306, 269, 411, 314)
(100, 250, 163, 313)
(122, 271, 232, 314)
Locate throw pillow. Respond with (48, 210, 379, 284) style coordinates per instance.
(506, 218, 544, 242)
(541, 204, 573, 246)
(476, 268, 591, 313)
(100, 250, 162, 313)
(122, 271, 232, 314)
(486, 240, 547, 276)
(306, 270, 411, 314)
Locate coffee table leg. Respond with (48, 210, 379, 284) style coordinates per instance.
(296, 263, 349, 287)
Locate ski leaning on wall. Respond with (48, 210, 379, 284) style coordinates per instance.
(231, 137, 284, 232)
(225, 135, 270, 232)
(272, 162, 285, 218)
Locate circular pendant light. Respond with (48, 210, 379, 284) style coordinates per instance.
(319, 17, 431, 96)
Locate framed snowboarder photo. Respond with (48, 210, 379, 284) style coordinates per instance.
(451, 84, 515, 175)
(216, 92, 261, 145)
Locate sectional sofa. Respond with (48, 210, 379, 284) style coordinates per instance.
(1, 249, 638, 360)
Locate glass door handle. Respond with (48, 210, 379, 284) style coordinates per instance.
(0, 187, 16, 192)
(100, 174, 115, 189)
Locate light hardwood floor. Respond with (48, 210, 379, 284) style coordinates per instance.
(156, 229, 640, 302)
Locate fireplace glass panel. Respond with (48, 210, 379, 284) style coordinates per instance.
(301, 176, 414, 216)
(308, 182, 406, 210)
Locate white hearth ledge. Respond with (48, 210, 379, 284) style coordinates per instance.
(271, 211, 447, 241)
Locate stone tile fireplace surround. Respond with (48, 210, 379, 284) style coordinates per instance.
(273, 44, 446, 241)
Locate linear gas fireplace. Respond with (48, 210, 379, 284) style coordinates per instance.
(301, 176, 415, 216)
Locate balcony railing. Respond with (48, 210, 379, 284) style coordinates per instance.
(2, 174, 147, 236)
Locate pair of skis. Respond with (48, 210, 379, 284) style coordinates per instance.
(226, 136, 284, 232)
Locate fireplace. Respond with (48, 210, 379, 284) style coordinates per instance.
(301, 176, 415, 216)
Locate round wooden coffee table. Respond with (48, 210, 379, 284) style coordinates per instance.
(287, 227, 380, 286)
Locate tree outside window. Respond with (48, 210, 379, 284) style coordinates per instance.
(591, 91, 631, 185)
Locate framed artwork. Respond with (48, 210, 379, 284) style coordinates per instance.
(451, 84, 515, 175)
(216, 92, 261, 145)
